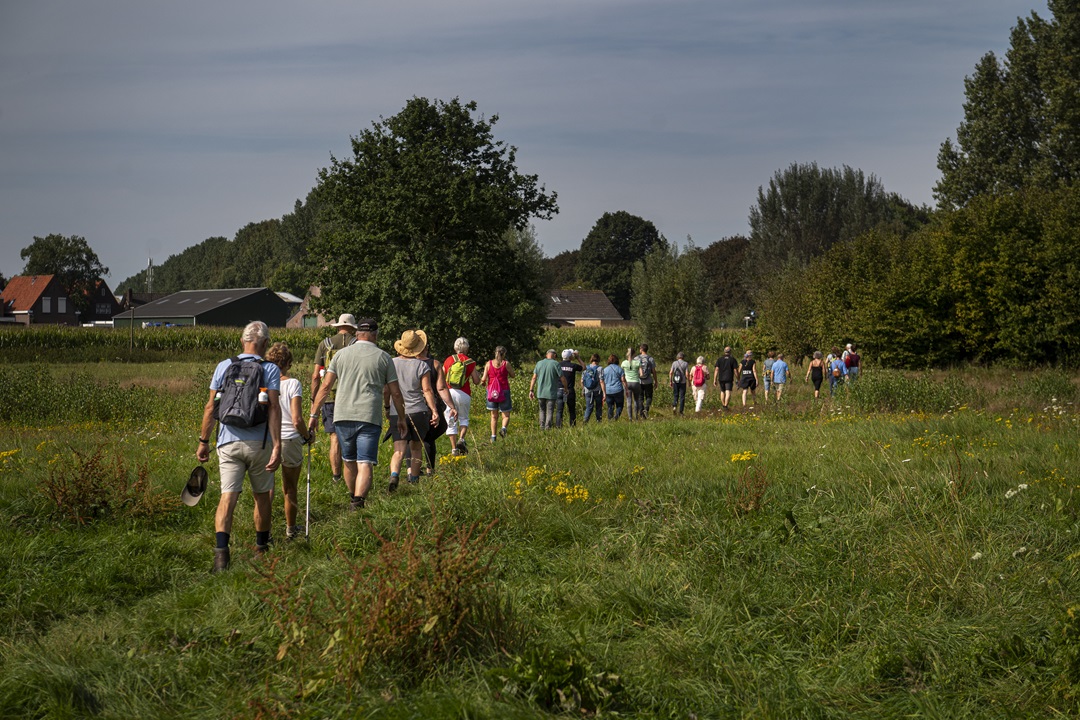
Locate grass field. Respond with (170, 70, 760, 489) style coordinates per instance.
(1, 357, 1079, 718)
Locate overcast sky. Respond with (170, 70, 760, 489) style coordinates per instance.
(0, 0, 1042, 285)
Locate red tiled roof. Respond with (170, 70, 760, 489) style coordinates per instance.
(1, 275, 56, 312)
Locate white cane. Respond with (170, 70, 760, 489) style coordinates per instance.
(305, 441, 312, 540)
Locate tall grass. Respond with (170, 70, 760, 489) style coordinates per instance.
(1, 360, 1079, 716)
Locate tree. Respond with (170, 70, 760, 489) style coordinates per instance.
(577, 211, 668, 319)
(310, 97, 558, 361)
(695, 235, 750, 322)
(542, 248, 582, 289)
(20, 234, 109, 313)
(935, 1, 1080, 209)
(630, 240, 709, 360)
(747, 163, 926, 275)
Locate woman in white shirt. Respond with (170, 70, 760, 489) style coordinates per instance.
(267, 342, 313, 540)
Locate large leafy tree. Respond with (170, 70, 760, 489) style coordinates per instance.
(310, 97, 558, 360)
(542, 248, 582, 290)
(630, 241, 709, 360)
(695, 235, 750, 322)
(20, 234, 109, 312)
(747, 163, 926, 275)
(935, 1, 1080, 209)
(577, 211, 668, 319)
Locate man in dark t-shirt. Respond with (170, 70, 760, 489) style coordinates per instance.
(713, 346, 738, 409)
(556, 349, 584, 427)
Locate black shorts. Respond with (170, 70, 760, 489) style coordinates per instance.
(719, 381, 734, 392)
(390, 411, 432, 442)
(739, 376, 757, 390)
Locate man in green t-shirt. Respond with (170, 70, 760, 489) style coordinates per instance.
(529, 349, 567, 430)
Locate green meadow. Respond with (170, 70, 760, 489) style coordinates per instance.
(1, 346, 1079, 718)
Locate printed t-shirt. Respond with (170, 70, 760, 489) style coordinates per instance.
(558, 361, 583, 389)
(210, 353, 281, 446)
(715, 356, 738, 383)
(326, 340, 397, 426)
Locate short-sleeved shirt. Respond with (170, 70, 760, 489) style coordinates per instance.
(621, 358, 641, 383)
(327, 340, 397, 426)
(764, 358, 775, 380)
(279, 376, 302, 439)
(771, 360, 788, 383)
(559, 361, 583, 390)
(533, 357, 563, 400)
(602, 364, 625, 394)
(670, 359, 689, 384)
(315, 332, 356, 401)
(636, 354, 656, 384)
(443, 354, 477, 395)
(210, 353, 281, 447)
(390, 356, 432, 416)
(715, 355, 738, 383)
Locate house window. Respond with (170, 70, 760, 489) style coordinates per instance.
(41, 297, 51, 313)
(96, 303, 111, 316)
(58, 297, 67, 314)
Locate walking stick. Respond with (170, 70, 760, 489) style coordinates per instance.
(305, 441, 312, 540)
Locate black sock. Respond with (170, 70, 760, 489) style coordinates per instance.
(216, 532, 230, 550)
(256, 530, 270, 547)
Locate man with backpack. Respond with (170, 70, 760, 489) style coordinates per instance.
(581, 353, 604, 424)
(636, 344, 656, 419)
(196, 321, 282, 573)
(443, 336, 482, 455)
(669, 351, 689, 415)
(310, 314, 358, 483)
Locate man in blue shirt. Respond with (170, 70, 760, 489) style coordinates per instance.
(771, 353, 789, 401)
(196, 321, 282, 573)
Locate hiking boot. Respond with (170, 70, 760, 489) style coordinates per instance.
(451, 448, 463, 457)
(407, 474, 420, 485)
(349, 496, 366, 512)
(458, 440, 468, 455)
(499, 427, 507, 439)
(254, 543, 270, 559)
(387, 476, 400, 493)
(212, 548, 230, 573)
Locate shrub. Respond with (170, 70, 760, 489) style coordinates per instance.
(259, 513, 508, 698)
(40, 445, 178, 524)
(489, 644, 625, 715)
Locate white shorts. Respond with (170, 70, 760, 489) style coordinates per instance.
(445, 388, 471, 434)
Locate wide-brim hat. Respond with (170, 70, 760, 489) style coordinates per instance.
(182, 465, 209, 506)
(394, 329, 428, 358)
(331, 313, 358, 329)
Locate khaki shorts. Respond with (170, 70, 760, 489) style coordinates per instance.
(218, 440, 275, 494)
(281, 436, 304, 469)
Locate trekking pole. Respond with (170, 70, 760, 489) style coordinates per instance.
(305, 441, 312, 540)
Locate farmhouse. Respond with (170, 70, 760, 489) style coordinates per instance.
(82, 279, 124, 324)
(111, 287, 290, 328)
(546, 289, 627, 327)
(0, 275, 78, 326)
(286, 285, 330, 329)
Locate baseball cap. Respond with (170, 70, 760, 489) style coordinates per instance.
(355, 317, 378, 331)
(182, 465, 209, 506)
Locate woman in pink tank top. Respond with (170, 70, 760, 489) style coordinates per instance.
(480, 345, 516, 443)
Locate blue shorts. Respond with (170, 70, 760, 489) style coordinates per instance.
(486, 397, 513, 413)
(321, 402, 336, 433)
(333, 420, 381, 465)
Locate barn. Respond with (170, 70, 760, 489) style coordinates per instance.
(111, 287, 290, 328)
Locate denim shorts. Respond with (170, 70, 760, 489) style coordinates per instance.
(333, 420, 381, 465)
(486, 396, 513, 412)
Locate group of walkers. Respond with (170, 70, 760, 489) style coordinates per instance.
(195, 315, 861, 572)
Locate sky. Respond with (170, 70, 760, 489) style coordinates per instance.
(0, 0, 1044, 286)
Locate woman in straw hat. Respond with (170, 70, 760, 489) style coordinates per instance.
(388, 329, 440, 490)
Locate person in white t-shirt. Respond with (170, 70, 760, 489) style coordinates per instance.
(267, 342, 314, 540)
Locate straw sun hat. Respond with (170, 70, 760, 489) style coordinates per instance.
(394, 329, 428, 358)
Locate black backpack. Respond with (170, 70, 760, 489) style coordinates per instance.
(216, 356, 269, 429)
(638, 355, 654, 381)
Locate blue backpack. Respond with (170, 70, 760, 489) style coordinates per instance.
(582, 364, 600, 390)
